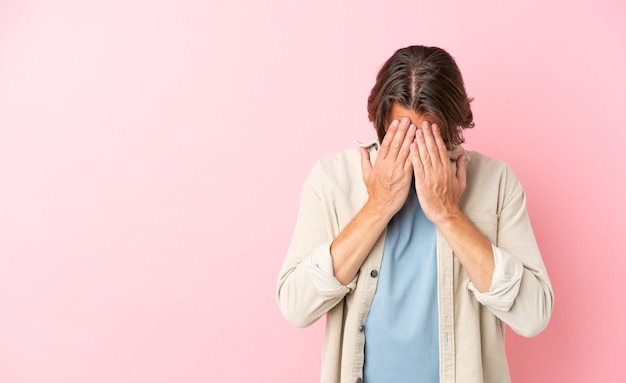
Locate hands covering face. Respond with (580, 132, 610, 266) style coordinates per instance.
(360, 117, 467, 224)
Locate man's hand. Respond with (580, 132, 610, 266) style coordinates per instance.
(330, 117, 416, 285)
(410, 121, 467, 225)
(360, 117, 416, 220)
(409, 121, 496, 292)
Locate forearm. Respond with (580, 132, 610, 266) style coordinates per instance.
(436, 210, 495, 292)
(330, 200, 392, 285)
(278, 199, 390, 326)
(328, 117, 414, 285)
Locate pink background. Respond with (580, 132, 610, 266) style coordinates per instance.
(1, 0, 625, 382)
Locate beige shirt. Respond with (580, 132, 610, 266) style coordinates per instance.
(277, 142, 554, 383)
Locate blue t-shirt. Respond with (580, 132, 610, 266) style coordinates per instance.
(363, 188, 439, 382)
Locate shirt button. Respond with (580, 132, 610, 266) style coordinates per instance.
(356, 379, 362, 383)
(370, 270, 378, 278)
(359, 325, 365, 332)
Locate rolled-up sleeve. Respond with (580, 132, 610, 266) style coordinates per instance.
(276, 163, 355, 328)
(468, 245, 523, 312)
(308, 241, 356, 298)
(479, 165, 554, 337)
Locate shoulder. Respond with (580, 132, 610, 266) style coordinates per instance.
(303, 142, 377, 203)
(307, 147, 362, 189)
(466, 150, 508, 172)
(308, 141, 378, 185)
(465, 150, 518, 183)
(463, 150, 524, 213)
(317, 147, 361, 171)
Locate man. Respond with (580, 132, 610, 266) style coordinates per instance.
(277, 45, 553, 383)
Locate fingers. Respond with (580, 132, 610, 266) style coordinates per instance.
(409, 140, 423, 177)
(379, 117, 413, 162)
(403, 128, 416, 174)
(399, 122, 417, 163)
(413, 123, 432, 171)
(431, 123, 451, 165)
(359, 147, 372, 180)
(378, 119, 400, 159)
(390, 118, 410, 158)
(456, 153, 467, 190)
(412, 121, 452, 170)
(412, 124, 467, 186)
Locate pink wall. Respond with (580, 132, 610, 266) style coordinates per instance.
(1, 0, 624, 381)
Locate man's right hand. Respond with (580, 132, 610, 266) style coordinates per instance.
(360, 117, 416, 221)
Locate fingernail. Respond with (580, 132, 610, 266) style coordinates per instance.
(391, 120, 399, 127)
(432, 124, 439, 131)
(416, 129, 423, 137)
(401, 117, 410, 125)
(422, 121, 429, 129)
(409, 124, 416, 131)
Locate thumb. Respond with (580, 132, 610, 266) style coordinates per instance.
(456, 153, 467, 189)
(359, 147, 372, 181)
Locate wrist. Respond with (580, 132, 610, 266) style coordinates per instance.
(431, 207, 466, 228)
(362, 198, 396, 224)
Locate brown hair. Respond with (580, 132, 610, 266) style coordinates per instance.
(367, 45, 474, 149)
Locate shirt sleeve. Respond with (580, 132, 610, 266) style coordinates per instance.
(467, 244, 524, 312)
(307, 241, 357, 298)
